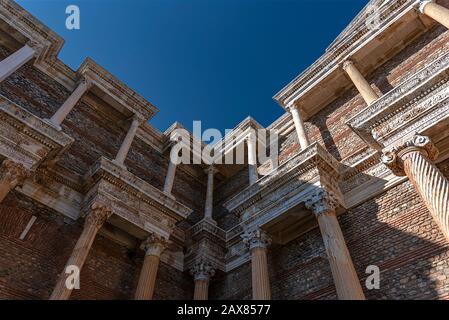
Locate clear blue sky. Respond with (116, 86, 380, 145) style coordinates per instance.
(17, 0, 367, 133)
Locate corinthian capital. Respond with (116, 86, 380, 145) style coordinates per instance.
(242, 228, 272, 250)
(381, 134, 439, 176)
(190, 260, 216, 281)
(141, 233, 170, 257)
(305, 189, 339, 217)
(0, 160, 29, 187)
(84, 203, 112, 229)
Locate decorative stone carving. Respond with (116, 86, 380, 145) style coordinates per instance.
(190, 260, 216, 281)
(242, 228, 272, 250)
(0, 159, 30, 187)
(141, 233, 170, 257)
(84, 202, 112, 229)
(305, 189, 340, 217)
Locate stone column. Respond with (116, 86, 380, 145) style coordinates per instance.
(0, 44, 36, 82)
(419, 1, 449, 29)
(47, 78, 91, 129)
(134, 234, 170, 300)
(190, 261, 215, 300)
(382, 134, 449, 242)
(242, 229, 272, 300)
(204, 166, 218, 222)
(247, 134, 259, 186)
(114, 115, 142, 167)
(50, 203, 112, 300)
(0, 160, 29, 203)
(342, 60, 379, 105)
(305, 190, 365, 300)
(163, 160, 177, 195)
(287, 103, 310, 150)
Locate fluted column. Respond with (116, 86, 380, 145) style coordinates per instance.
(382, 134, 449, 242)
(287, 103, 310, 150)
(190, 261, 215, 300)
(47, 78, 91, 129)
(305, 190, 365, 300)
(342, 60, 379, 105)
(114, 115, 142, 167)
(0, 44, 36, 82)
(134, 234, 170, 300)
(204, 166, 218, 222)
(50, 203, 112, 300)
(247, 134, 259, 186)
(242, 229, 272, 300)
(419, 1, 449, 29)
(0, 160, 29, 202)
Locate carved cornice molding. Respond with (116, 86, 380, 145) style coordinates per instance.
(190, 260, 216, 281)
(381, 134, 439, 176)
(140, 233, 170, 257)
(305, 189, 339, 217)
(242, 228, 272, 250)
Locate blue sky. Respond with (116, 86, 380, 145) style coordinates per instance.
(17, 0, 367, 133)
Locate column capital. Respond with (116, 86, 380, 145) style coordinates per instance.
(341, 59, 355, 71)
(190, 260, 216, 281)
(381, 134, 439, 176)
(0, 160, 29, 187)
(140, 234, 170, 257)
(305, 189, 339, 217)
(204, 165, 218, 175)
(286, 100, 301, 113)
(26, 39, 44, 56)
(419, 0, 433, 13)
(84, 203, 112, 229)
(242, 228, 272, 250)
(78, 76, 93, 90)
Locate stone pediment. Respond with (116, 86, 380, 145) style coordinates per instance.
(347, 51, 449, 151)
(0, 95, 74, 170)
(83, 156, 192, 239)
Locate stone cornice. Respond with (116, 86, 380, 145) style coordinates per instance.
(347, 51, 449, 149)
(83, 157, 193, 221)
(273, 0, 413, 107)
(223, 143, 341, 214)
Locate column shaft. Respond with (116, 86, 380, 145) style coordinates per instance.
(0, 45, 35, 82)
(316, 210, 366, 300)
(115, 116, 141, 166)
(289, 106, 310, 150)
(250, 247, 271, 300)
(204, 167, 215, 220)
(163, 160, 177, 194)
(402, 151, 449, 241)
(193, 279, 209, 300)
(247, 135, 258, 185)
(421, 1, 449, 29)
(49, 79, 90, 128)
(343, 60, 379, 105)
(134, 255, 161, 300)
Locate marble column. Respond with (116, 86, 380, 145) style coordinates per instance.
(0, 44, 36, 82)
(163, 160, 177, 195)
(134, 234, 170, 300)
(242, 229, 272, 300)
(287, 103, 310, 150)
(247, 134, 259, 186)
(305, 190, 365, 300)
(50, 203, 112, 300)
(114, 115, 142, 167)
(342, 60, 379, 105)
(0, 160, 29, 203)
(190, 261, 215, 300)
(47, 78, 91, 129)
(204, 166, 218, 222)
(419, 1, 449, 29)
(382, 134, 449, 242)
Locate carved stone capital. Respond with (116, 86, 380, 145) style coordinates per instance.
(341, 59, 354, 72)
(84, 203, 112, 229)
(26, 39, 44, 56)
(381, 135, 439, 176)
(419, 0, 433, 13)
(305, 189, 339, 217)
(242, 229, 272, 250)
(204, 165, 218, 176)
(190, 260, 216, 281)
(78, 76, 93, 89)
(0, 160, 30, 187)
(140, 233, 170, 257)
